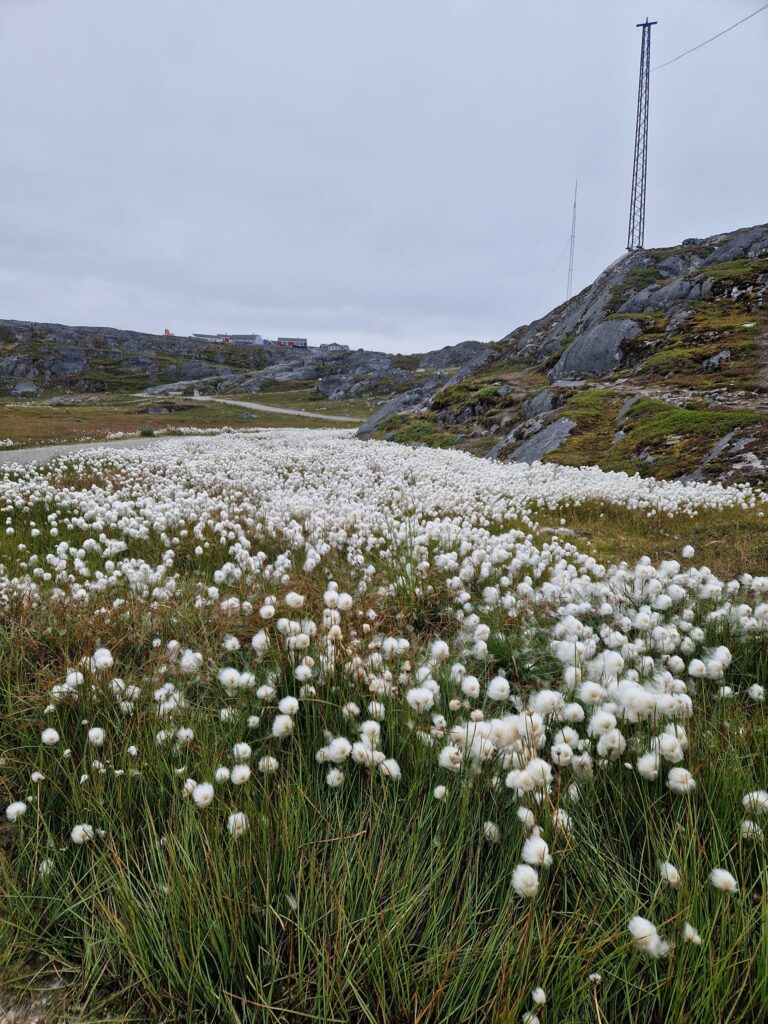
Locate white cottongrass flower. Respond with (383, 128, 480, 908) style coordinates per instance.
(512, 864, 539, 898)
(259, 756, 279, 774)
(231, 764, 251, 785)
(517, 807, 536, 832)
(272, 714, 294, 738)
(741, 819, 763, 840)
(636, 751, 660, 781)
(628, 916, 669, 958)
(659, 861, 680, 887)
(461, 675, 480, 698)
(71, 823, 95, 845)
(406, 687, 434, 713)
(433, 785, 447, 800)
(90, 648, 114, 672)
(667, 767, 696, 795)
(87, 727, 105, 747)
(218, 667, 240, 692)
(709, 868, 738, 894)
(227, 812, 248, 837)
(5, 801, 27, 822)
(742, 790, 768, 815)
(41, 728, 60, 746)
(192, 782, 214, 808)
(682, 923, 702, 945)
(215, 766, 231, 783)
(278, 696, 300, 716)
(483, 820, 500, 843)
(378, 758, 401, 781)
(325, 768, 344, 788)
(486, 676, 510, 701)
(522, 835, 552, 868)
(531, 987, 546, 1006)
(232, 742, 252, 761)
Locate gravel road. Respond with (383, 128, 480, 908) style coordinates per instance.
(186, 395, 363, 423)
(0, 436, 174, 467)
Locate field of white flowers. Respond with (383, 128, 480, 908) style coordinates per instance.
(1, 429, 767, 1023)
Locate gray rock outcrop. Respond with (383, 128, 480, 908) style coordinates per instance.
(549, 320, 642, 382)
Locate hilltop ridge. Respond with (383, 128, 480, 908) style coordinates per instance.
(0, 317, 488, 402)
(359, 223, 768, 484)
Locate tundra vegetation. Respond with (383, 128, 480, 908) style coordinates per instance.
(1, 430, 767, 1023)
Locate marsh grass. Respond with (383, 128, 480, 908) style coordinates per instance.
(0, 486, 767, 1023)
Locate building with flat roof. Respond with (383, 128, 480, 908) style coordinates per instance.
(193, 333, 265, 345)
(275, 337, 308, 349)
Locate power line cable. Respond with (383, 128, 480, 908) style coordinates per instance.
(652, 3, 768, 71)
(575, 237, 601, 266)
(534, 236, 572, 311)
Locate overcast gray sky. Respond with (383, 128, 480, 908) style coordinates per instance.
(0, 0, 765, 353)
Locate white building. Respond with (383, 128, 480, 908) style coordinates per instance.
(192, 333, 265, 345)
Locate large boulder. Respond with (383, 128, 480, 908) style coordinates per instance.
(548, 320, 641, 382)
(700, 225, 768, 266)
(419, 340, 488, 370)
(356, 378, 444, 436)
(487, 417, 577, 462)
(519, 388, 564, 421)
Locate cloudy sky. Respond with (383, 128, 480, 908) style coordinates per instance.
(0, 0, 765, 352)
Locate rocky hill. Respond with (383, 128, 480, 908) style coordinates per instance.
(358, 223, 768, 484)
(0, 318, 488, 401)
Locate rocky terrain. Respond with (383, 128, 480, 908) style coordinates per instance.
(0, 319, 487, 402)
(359, 223, 768, 484)
(4, 222, 767, 484)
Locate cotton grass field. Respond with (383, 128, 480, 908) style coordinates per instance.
(1, 429, 767, 1024)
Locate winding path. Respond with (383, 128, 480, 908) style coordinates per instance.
(0, 397, 362, 467)
(185, 394, 364, 423)
(0, 436, 175, 467)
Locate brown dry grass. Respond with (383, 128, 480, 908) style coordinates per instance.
(0, 398, 357, 446)
(534, 501, 768, 580)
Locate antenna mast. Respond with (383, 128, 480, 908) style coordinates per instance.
(567, 179, 578, 301)
(627, 18, 657, 251)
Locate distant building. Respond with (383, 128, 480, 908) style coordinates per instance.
(192, 333, 265, 345)
(229, 334, 265, 345)
(319, 342, 349, 353)
(276, 337, 308, 349)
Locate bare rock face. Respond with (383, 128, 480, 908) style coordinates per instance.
(418, 340, 487, 370)
(549, 320, 642, 382)
(699, 224, 768, 266)
(519, 389, 564, 420)
(487, 417, 577, 462)
(357, 382, 441, 436)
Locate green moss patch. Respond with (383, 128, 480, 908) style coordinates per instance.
(378, 414, 458, 448)
(698, 257, 768, 283)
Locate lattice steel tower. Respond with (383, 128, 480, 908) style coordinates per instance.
(627, 19, 656, 251)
